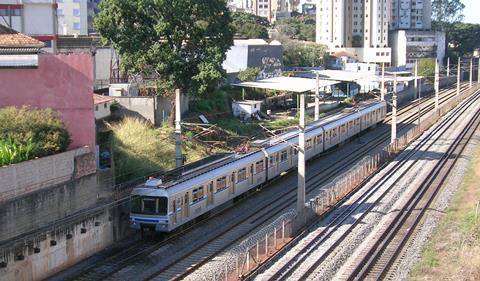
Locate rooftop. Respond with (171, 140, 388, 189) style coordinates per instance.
(0, 24, 45, 49)
(93, 94, 114, 105)
(233, 76, 340, 93)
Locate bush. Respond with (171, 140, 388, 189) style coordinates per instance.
(0, 138, 33, 167)
(238, 67, 260, 82)
(0, 106, 71, 160)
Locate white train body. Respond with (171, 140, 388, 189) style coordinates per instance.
(129, 101, 387, 233)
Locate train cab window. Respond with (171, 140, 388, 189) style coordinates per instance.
(280, 150, 288, 162)
(131, 196, 168, 216)
(255, 160, 264, 173)
(237, 168, 247, 183)
(306, 139, 313, 150)
(216, 176, 227, 191)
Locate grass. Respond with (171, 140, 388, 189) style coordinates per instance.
(216, 118, 262, 136)
(410, 143, 480, 280)
(110, 118, 217, 183)
(0, 138, 33, 167)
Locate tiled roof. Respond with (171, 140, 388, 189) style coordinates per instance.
(93, 94, 114, 105)
(0, 24, 45, 48)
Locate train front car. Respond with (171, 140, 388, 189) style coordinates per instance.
(129, 178, 172, 233)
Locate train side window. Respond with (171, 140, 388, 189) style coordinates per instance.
(216, 176, 227, 191)
(269, 156, 274, 166)
(255, 160, 264, 173)
(192, 186, 205, 203)
(294, 147, 298, 155)
(306, 139, 313, 150)
(318, 134, 323, 143)
(280, 150, 288, 162)
(237, 168, 247, 183)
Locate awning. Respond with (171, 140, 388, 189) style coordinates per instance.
(233, 76, 340, 93)
(313, 70, 375, 82)
(0, 54, 38, 68)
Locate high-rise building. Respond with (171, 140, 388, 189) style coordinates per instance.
(227, 0, 290, 22)
(390, 0, 431, 30)
(57, 0, 101, 35)
(316, 0, 391, 64)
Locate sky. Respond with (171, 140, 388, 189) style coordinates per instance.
(462, 0, 480, 24)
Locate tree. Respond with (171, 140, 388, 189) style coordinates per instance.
(432, 0, 465, 28)
(231, 12, 269, 39)
(283, 40, 327, 67)
(238, 67, 260, 82)
(275, 16, 316, 41)
(417, 58, 436, 82)
(446, 22, 480, 58)
(94, 0, 234, 123)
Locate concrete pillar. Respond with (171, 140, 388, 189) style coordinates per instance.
(391, 76, 397, 144)
(457, 57, 461, 96)
(315, 72, 320, 121)
(297, 92, 306, 223)
(447, 57, 450, 77)
(175, 89, 182, 168)
(435, 59, 440, 110)
(470, 58, 473, 88)
(381, 62, 385, 101)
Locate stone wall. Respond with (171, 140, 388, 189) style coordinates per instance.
(0, 147, 95, 203)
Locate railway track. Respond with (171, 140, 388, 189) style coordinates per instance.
(252, 87, 480, 281)
(58, 83, 470, 281)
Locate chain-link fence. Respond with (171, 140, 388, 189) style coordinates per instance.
(185, 84, 480, 281)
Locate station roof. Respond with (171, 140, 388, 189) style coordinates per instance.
(368, 75, 423, 82)
(233, 76, 340, 93)
(313, 70, 374, 82)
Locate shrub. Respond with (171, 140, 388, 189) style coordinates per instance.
(0, 138, 33, 167)
(238, 68, 260, 82)
(0, 106, 71, 159)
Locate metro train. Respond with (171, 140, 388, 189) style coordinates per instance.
(129, 101, 387, 233)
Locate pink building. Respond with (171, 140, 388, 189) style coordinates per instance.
(0, 24, 95, 150)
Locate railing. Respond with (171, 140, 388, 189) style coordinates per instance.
(189, 84, 480, 281)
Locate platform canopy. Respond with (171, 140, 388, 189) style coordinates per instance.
(233, 76, 340, 93)
(313, 70, 374, 82)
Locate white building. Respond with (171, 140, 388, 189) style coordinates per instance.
(389, 29, 446, 68)
(232, 100, 263, 120)
(93, 94, 113, 120)
(0, 0, 57, 49)
(227, 0, 290, 22)
(57, 0, 87, 35)
(390, 0, 432, 30)
(316, 0, 391, 64)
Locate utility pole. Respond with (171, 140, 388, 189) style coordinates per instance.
(315, 72, 320, 121)
(415, 60, 420, 126)
(391, 75, 397, 144)
(447, 57, 450, 77)
(435, 59, 440, 111)
(175, 89, 183, 168)
(457, 57, 461, 96)
(297, 92, 306, 223)
(381, 62, 385, 101)
(470, 58, 473, 88)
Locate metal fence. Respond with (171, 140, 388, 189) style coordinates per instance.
(186, 84, 480, 281)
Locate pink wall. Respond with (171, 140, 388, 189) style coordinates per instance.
(0, 53, 95, 150)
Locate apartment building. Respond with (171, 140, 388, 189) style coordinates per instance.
(316, 0, 391, 64)
(227, 0, 290, 22)
(390, 0, 431, 30)
(57, 0, 100, 35)
(0, 0, 57, 49)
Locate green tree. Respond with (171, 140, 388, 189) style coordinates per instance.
(94, 0, 234, 123)
(231, 12, 269, 39)
(446, 22, 480, 58)
(238, 67, 260, 81)
(432, 0, 465, 28)
(417, 58, 436, 82)
(275, 16, 316, 41)
(283, 40, 327, 67)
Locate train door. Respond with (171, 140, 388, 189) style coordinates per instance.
(183, 192, 190, 217)
(250, 164, 254, 185)
(275, 153, 280, 172)
(230, 172, 235, 194)
(172, 198, 177, 224)
(207, 181, 214, 205)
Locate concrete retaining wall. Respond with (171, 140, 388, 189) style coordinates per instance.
(0, 147, 95, 203)
(113, 94, 189, 126)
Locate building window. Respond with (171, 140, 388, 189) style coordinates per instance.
(0, 9, 7, 16)
(73, 22, 81, 30)
(104, 103, 107, 108)
(95, 105, 98, 111)
(73, 9, 80, 16)
(12, 8, 21, 16)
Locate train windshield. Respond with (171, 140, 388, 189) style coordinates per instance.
(130, 196, 168, 216)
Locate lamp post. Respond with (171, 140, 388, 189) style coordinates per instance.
(315, 72, 320, 121)
(434, 59, 440, 111)
(391, 74, 397, 144)
(457, 57, 461, 96)
(381, 62, 385, 101)
(175, 89, 183, 168)
(470, 58, 473, 88)
(415, 60, 421, 126)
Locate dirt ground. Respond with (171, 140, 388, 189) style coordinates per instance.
(410, 138, 480, 280)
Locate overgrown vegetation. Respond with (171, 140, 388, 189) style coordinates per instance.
(283, 40, 328, 67)
(189, 89, 228, 113)
(231, 11, 269, 39)
(417, 58, 436, 82)
(446, 22, 480, 59)
(0, 106, 71, 166)
(110, 118, 213, 182)
(238, 67, 260, 82)
(275, 16, 316, 42)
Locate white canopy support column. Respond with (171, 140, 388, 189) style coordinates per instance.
(391, 75, 397, 144)
(447, 57, 450, 77)
(315, 72, 320, 121)
(435, 59, 440, 111)
(297, 92, 306, 223)
(381, 62, 385, 101)
(175, 89, 183, 168)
